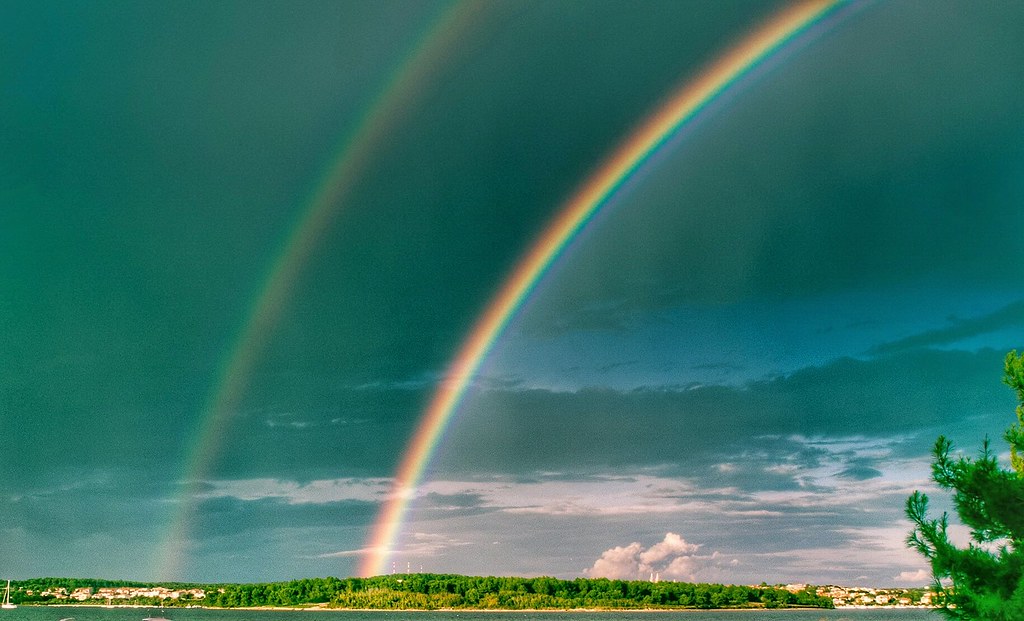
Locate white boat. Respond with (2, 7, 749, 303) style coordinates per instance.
(1, 580, 15, 609)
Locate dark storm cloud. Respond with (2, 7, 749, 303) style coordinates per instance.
(209, 385, 428, 480)
(836, 465, 883, 481)
(0, 474, 185, 579)
(175, 492, 384, 580)
(870, 299, 1024, 355)
(438, 348, 1015, 476)
(189, 496, 378, 540)
(704, 464, 809, 494)
(4, 476, 166, 541)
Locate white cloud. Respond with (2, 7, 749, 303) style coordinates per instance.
(320, 532, 474, 562)
(745, 525, 928, 581)
(404, 532, 474, 556)
(317, 546, 376, 559)
(587, 542, 646, 580)
(585, 533, 734, 582)
(419, 474, 700, 516)
(639, 532, 700, 565)
(198, 477, 392, 504)
(893, 569, 930, 584)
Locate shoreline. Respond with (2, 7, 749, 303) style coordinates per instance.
(19, 603, 935, 613)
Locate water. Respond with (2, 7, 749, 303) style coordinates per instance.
(0, 609, 941, 621)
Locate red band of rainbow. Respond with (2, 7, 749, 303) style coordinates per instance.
(360, 0, 851, 577)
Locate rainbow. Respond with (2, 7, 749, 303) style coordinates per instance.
(360, 0, 852, 577)
(154, 1, 486, 580)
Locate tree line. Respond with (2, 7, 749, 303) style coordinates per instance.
(10, 574, 832, 610)
(313, 574, 831, 609)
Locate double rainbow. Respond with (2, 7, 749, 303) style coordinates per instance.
(359, 0, 851, 577)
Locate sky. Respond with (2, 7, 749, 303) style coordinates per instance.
(3, 0, 1024, 587)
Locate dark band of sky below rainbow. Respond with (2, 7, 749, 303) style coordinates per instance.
(153, 1, 486, 580)
(359, 0, 853, 578)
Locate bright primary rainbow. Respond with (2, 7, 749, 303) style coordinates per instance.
(359, 0, 852, 577)
(155, 1, 485, 580)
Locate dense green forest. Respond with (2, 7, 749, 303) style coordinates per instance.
(8, 574, 831, 610)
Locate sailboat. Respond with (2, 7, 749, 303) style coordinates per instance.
(2, 580, 16, 609)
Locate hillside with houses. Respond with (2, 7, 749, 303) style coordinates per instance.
(6, 577, 941, 610)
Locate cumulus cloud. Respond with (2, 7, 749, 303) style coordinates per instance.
(587, 542, 645, 580)
(586, 533, 734, 582)
(639, 532, 700, 565)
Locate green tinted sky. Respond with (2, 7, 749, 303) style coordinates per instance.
(3, 0, 1024, 585)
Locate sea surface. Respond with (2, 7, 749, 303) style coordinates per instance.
(0, 609, 941, 621)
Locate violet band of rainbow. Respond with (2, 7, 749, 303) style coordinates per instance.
(360, 0, 852, 578)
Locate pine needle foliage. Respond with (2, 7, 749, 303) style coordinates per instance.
(906, 351, 1024, 621)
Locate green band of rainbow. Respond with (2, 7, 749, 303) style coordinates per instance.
(155, 1, 484, 580)
(360, 0, 850, 577)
